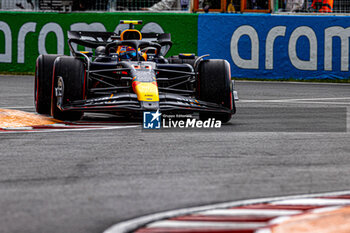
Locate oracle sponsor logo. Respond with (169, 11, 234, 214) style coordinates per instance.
(0, 21, 164, 64)
(230, 25, 350, 71)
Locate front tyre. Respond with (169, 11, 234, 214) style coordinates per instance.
(35, 54, 61, 114)
(51, 57, 86, 121)
(197, 59, 233, 123)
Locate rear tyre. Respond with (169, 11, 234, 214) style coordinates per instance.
(51, 57, 85, 121)
(197, 59, 233, 123)
(35, 54, 60, 114)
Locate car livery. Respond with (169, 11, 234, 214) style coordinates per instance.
(35, 20, 238, 123)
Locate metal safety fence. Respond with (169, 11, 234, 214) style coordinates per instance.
(0, 0, 348, 13)
(0, 0, 191, 11)
(275, 0, 350, 13)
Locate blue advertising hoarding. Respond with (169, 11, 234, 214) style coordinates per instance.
(198, 14, 350, 80)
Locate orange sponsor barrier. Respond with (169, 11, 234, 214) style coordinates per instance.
(0, 109, 61, 128)
(271, 206, 350, 233)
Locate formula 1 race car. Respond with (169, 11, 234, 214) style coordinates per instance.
(35, 20, 237, 123)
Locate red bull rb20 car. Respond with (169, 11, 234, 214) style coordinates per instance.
(35, 20, 238, 123)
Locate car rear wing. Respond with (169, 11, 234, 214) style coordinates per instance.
(68, 31, 119, 42)
(67, 31, 172, 56)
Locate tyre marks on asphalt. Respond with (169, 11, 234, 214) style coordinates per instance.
(106, 192, 350, 233)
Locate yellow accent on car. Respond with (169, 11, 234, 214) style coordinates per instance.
(134, 82, 159, 102)
(120, 29, 142, 41)
(120, 20, 142, 25)
(179, 53, 196, 59)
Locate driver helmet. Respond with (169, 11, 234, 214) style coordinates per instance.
(119, 46, 137, 59)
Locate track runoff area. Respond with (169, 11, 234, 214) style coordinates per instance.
(1, 78, 350, 133)
(105, 190, 350, 233)
(1, 75, 350, 233)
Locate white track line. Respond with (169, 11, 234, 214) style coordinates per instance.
(0, 106, 34, 109)
(3, 127, 34, 130)
(235, 80, 350, 86)
(255, 229, 273, 233)
(311, 206, 342, 214)
(348, 107, 350, 133)
(240, 97, 350, 104)
(268, 206, 343, 226)
(240, 101, 350, 105)
(0, 125, 139, 134)
(268, 216, 293, 225)
(197, 209, 302, 217)
(103, 190, 350, 233)
(246, 97, 350, 102)
(272, 198, 350, 206)
(289, 101, 350, 105)
(146, 220, 266, 229)
(263, 205, 346, 232)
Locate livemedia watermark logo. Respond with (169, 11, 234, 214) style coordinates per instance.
(143, 111, 222, 129)
(143, 110, 162, 129)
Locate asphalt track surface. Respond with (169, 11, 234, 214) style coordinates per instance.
(1, 75, 350, 233)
